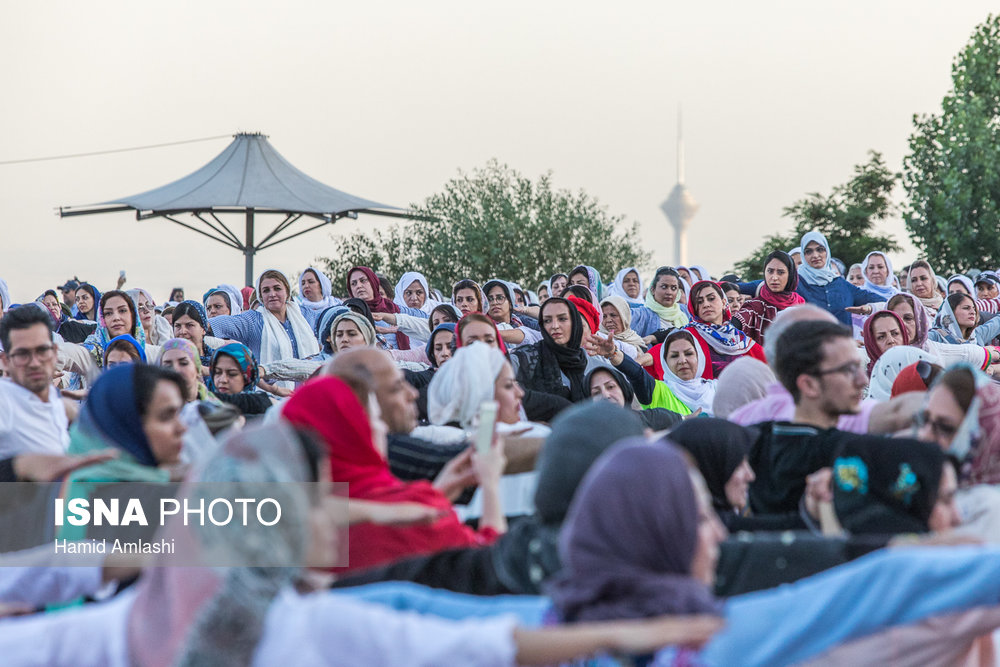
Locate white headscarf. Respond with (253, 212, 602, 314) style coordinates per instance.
(690, 265, 712, 282)
(256, 269, 320, 366)
(861, 251, 898, 299)
(0, 278, 10, 312)
(599, 295, 647, 351)
(394, 271, 443, 314)
(428, 342, 506, 428)
(208, 284, 244, 316)
(128, 288, 173, 345)
(711, 357, 776, 418)
(868, 345, 935, 402)
(947, 274, 975, 297)
(660, 331, 717, 415)
(608, 267, 645, 306)
(297, 267, 340, 315)
(796, 231, 840, 286)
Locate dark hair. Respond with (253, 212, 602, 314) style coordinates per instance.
(290, 426, 326, 487)
(172, 301, 207, 331)
(947, 291, 975, 315)
(376, 274, 394, 300)
(774, 320, 853, 401)
(719, 281, 739, 294)
(664, 329, 697, 356)
(568, 266, 590, 283)
(133, 365, 188, 419)
(651, 266, 681, 289)
(937, 366, 976, 414)
(456, 312, 496, 343)
(99, 290, 137, 331)
(886, 293, 912, 312)
(106, 338, 142, 362)
(0, 305, 54, 352)
(720, 273, 741, 283)
(169, 288, 185, 301)
(427, 304, 459, 329)
(563, 284, 594, 303)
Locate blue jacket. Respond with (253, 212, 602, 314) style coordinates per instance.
(629, 304, 691, 337)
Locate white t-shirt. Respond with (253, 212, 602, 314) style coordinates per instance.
(0, 379, 69, 459)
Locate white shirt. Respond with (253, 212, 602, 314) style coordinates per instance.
(0, 379, 69, 458)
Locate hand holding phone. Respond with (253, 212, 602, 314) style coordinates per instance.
(474, 400, 498, 455)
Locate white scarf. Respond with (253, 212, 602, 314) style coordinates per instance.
(660, 335, 717, 415)
(394, 271, 443, 314)
(259, 301, 319, 365)
(297, 267, 340, 315)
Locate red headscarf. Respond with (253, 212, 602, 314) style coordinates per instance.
(455, 313, 508, 355)
(282, 376, 496, 571)
(346, 266, 410, 350)
(566, 295, 600, 335)
(863, 311, 910, 377)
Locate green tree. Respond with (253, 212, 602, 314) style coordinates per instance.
(902, 14, 1000, 274)
(318, 160, 651, 293)
(733, 151, 900, 278)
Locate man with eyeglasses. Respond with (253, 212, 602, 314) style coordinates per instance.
(0, 306, 69, 459)
(748, 320, 874, 515)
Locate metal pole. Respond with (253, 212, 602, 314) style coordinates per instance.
(244, 208, 255, 287)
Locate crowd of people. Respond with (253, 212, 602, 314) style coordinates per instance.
(1, 230, 1000, 665)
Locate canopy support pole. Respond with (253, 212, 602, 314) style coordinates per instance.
(244, 208, 255, 287)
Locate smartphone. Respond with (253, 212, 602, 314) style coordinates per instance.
(119, 270, 126, 278)
(474, 400, 499, 455)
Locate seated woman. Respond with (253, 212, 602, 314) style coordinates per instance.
(794, 231, 882, 325)
(886, 292, 995, 369)
(906, 260, 943, 316)
(127, 288, 172, 345)
(102, 334, 146, 368)
(346, 266, 424, 350)
(282, 375, 506, 572)
(863, 310, 909, 377)
(585, 365, 682, 431)
(509, 297, 595, 403)
(314, 305, 349, 361)
(372, 299, 461, 345)
(948, 274, 975, 296)
(451, 278, 486, 316)
(207, 269, 319, 369)
(683, 281, 765, 378)
(428, 342, 550, 519)
(59, 290, 156, 385)
(296, 266, 339, 328)
(598, 295, 650, 363)
(567, 265, 603, 305)
(630, 266, 689, 337)
(732, 250, 804, 345)
(929, 292, 1000, 348)
(208, 342, 273, 417)
(170, 300, 217, 372)
(59, 365, 188, 542)
(482, 279, 542, 350)
(405, 323, 456, 423)
(394, 271, 442, 315)
(860, 251, 899, 299)
(599, 329, 705, 416)
(158, 338, 218, 405)
(608, 267, 644, 306)
(73, 283, 100, 322)
(203, 284, 244, 319)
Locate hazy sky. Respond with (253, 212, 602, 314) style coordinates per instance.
(1, 1, 995, 303)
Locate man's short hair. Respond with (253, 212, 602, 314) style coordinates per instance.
(0, 306, 54, 352)
(773, 320, 852, 402)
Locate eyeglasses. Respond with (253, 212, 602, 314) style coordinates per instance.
(136, 304, 153, 313)
(813, 361, 864, 378)
(486, 294, 508, 304)
(803, 247, 826, 256)
(6, 344, 56, 366)
(916, 410, 958, 440)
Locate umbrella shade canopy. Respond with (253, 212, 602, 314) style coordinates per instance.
(60, 133, 410, 286)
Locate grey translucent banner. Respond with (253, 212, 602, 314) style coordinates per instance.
(0, 482, 349, 568)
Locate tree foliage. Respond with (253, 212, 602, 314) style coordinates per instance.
(318, 160, 651, 293)
(733, 151, 900, 279)
(902, 14, 1000, 274)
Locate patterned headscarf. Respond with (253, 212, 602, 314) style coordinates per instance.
(209, 342, 260, 393)
(161, 338, 212, 402)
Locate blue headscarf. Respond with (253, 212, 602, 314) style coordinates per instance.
(74, 283, 101, 321)
(78, 365, 156, 466)
(316, 305, 349, 356)
(425, 323, 456, 368)
(103, 334, 148, 366)
(208, 342, 260, 394)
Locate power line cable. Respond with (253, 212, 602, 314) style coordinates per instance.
(0, 134, 233, 166)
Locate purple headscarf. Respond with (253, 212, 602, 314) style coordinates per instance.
(547, 439, 722, 622)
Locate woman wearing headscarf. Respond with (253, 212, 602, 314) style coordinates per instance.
(405, 323, 457, 422)
(928, 293, 1000, 355)
(670, 419, 759, 530)
(58, 365, 188, 542)
(831, 435, 958, 535)
(906, 260, 943, 315)
(371, 298, 460, 346)
(394, 271, 442, 315)
(282, 376, 506, 572)
(481, 279, 542, 350)
(629, 266, 690, 337)
(296, 266, 340, 328)
(607, 267, 644, 306)
(796, 231, 882, 325)
(536, 280, 551, 303)
(683, 281, 765, 378)
(103, 334, 147, 367)
(509, 297, 593, 403)
(203, 283, 244, 319)
(948, 274, 975, 297)
(36, 290, 66, 328)
(314, 305, 349, 360)
(346, 266, 423, 350)
(208, 269, 320, 369)
(128, 288, 172, 346)
(0, 278, 10, 319)
(549, 272, 569, 299)
(73, 283, 100, 322)
(567, 265, 603, 302)
(429, 342, 550, 519)
(59, 290, 155, 385)
(585, 365, 683, 430)
(208, 342, 273, 417)
(159, 338, 220, 406)
(598, 295, 649, 362)
(860, 251, 899, 300)
(170, 300, 216, 371)
(731, 250, 805, 345)
(862, 310, 909, 377)
(887, 292, 993, 369)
